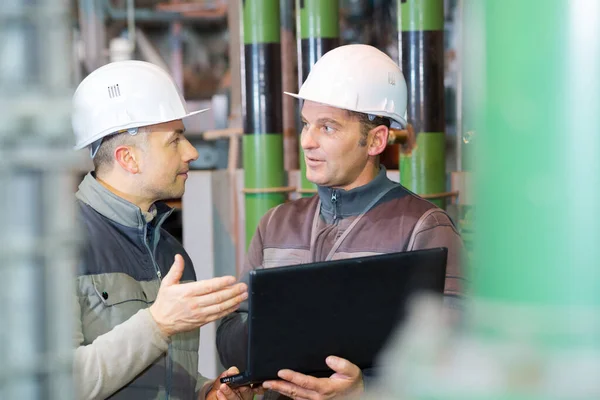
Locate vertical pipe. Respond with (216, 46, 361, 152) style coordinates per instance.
(281, 0, 299, 172)
(473, 0, 600, 308)
(127, 0, 136, 53)
(297, 0, 339, 197)
(0, 0, 76, 398)
(1, 2, 43, 398)
(227, 0, 243, 128)
(459, 0, 480, 173)
(367, 1, 600, 398)
(454, 0, 463, 172)
(398, 0, 446, 208)
(242, 0, 285, 248)
(170, 0, 183, 90)
(78, 0, 107, 72)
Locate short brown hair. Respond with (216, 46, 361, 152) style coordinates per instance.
(93, 127, 150, 176)
(346, 110, 391, 146)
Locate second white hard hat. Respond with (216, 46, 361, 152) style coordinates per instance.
(285, 44, 408, 129)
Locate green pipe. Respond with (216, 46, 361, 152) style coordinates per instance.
(400, 132, 445, 206)
(473, 1, 600, 308)
(373, 1, 600, 398)
(297, 0, 339, 197)
(398, 0, 446, 208)
(242, 0, 285, 248)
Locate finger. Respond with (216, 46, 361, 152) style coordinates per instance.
(198, 292, 248, 315)
(161, 254, 185, 287)
(196, 284, 248, 308)
(214, 367, 240, 394)
(218, 366, 240, 379)
(182, 276, 239, 296)
(217, 384, 239, 400)
(263, 380, 315, 400)
(326, 356, 361, 379)
(200, 303, 244, 325)
(216, 389, 227, 400)
(277, 370, 322, 391)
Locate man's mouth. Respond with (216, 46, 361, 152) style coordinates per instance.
(305, 156, 324, 165)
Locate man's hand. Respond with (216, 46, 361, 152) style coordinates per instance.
(205, 367, 263, 400)
(149, 255, 248, 337)
(262, 356, 364, 400)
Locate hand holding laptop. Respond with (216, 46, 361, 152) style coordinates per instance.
(206, 367, 265, 400)
(262, 356, 364, 400)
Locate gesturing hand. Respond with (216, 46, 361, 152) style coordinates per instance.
(149, 255, 248, 337)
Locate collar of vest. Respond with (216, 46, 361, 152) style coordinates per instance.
(317, 165, 398, 223)
(76, 172, 173, 230)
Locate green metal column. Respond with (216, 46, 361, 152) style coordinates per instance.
(471, 0, 600, 392)
(297, 0, 339, 197)
(367, 1, 600, 398)
(473, 2, 600, 309)
(398, 0, 446, 208)
(242, 0, 285, 248)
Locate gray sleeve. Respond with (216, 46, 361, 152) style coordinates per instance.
(73, 297, 169, 400)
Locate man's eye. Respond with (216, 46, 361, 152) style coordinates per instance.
(324, 125, 335, 133)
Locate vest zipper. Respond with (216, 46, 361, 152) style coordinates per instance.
(331, 190, 338, 222)
(143, 223, 162, 281)
(143, 222, 170, 398)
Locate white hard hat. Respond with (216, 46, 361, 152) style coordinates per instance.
(285, 44, 408, 129)
(72, 60, 208, 155)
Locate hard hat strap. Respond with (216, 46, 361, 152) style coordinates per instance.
(89, 127, 139, 158)
(90, 138, 103, 159)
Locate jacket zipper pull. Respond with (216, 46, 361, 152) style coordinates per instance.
(331, 190, 338, 221)
(145, 223, 162, 281)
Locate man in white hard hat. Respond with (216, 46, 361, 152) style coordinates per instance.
(217, 44, 464, 400)
(72, 60, 257, 400)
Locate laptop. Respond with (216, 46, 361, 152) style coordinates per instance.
(221, 247, 448, 388)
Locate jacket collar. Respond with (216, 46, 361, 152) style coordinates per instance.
(317, 166, 397, 223)
(76, 172, 172, 229)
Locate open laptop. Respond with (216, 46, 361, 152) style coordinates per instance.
(221, 247, 448, 388)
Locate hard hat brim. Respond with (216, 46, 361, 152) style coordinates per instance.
(284, 92, 407, 129)
(73, 108, 210, 150)
(284, 90, 351, 114)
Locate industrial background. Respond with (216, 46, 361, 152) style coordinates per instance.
(1, 0, 599, 398)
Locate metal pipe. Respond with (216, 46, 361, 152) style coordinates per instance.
(0, 0, 78, 398)
(367, 1, 600, 398)
(242, 0, 285, 248)
(281, 0, 299, 172)
(79, 0, 107, 71)
(296, 0, 339, 197)
(398, 0, 446, 208)
(127, 0, 136, 53)
(226, 0, 243, 129)
(170, 0, 183, 90)
(455, 0, 463, 172)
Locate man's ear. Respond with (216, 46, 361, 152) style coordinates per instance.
(114, 145, 140, 174)
(367, 126, 389, 156)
